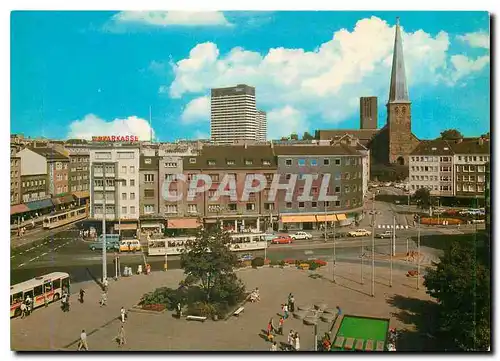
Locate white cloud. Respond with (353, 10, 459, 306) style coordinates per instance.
(110, 11, 231, 27)
(165, 16, 489, 127)
(67, 114, 155, 141)
(193, 130, 210, 140)
(457, 31, 490, 49)
(448, 55, 490, 84)
(181, 96, 210, 124)
(267, 106, 308, 140)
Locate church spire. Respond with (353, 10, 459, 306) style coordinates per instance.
(388, 17, 410, 103)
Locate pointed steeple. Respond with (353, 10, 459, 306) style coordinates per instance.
(388, 17, 410, 103)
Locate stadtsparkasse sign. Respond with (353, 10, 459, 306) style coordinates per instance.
(92, 135, 139, 142)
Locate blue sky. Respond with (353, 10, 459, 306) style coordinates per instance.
(10, 11, 490, 141)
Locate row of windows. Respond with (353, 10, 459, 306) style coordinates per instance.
(70, 184, 89, 191)
(285, 157, 360, 167)
(456, 184, 485, 192)
(71, 166, 88, 172)
(411, 166, 438, 172)
(56, 185, 68, 194)
(285, 199, 359, 209)
(177, 172, 363, 183)
(458, 155, 489, 162)
(70, 175, 88, 181)
(22, 179, 46, 187)
(460, 175, 485, 183)
(70, 157, 89, 163)
(94, 205, 136, 215)
(22, 191, 46, 202)
(411, 185, 451, 191)
(457, 165, 486, 173)
(55, 162, 68, 170)
(10, 171, 19, 178)
(56, 174, 68, 181)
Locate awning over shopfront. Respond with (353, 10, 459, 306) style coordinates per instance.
(114, 223, 138, 231)
(26, 199, 54, 211)
(72, 191, 90, 199)
(281, 215, 317, 223)
(141, 223, 162, 229)
(315, 214, 338, 222)
(10, 204, 30, 215)
(52, 194, 75, 205)
(167, 218, 201, 229)
(336, 214, 347, 221)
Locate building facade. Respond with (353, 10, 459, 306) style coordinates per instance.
(408, 137, 490, 198)
(30, 148, 70, 196)
(139, 155, 159, 216)
(210, 84, 257, 144)
(159, 155, 185, 217)
(274, 144, 364, 230)
(89, 145, 140, 224)
(182, 145, 278, 232)
(256, 110, 267, 142)
(10, 156, 21, 205)
(16, 148, 49, 202)
(453, 138, 490, 198)
(360, 96, 378, 129)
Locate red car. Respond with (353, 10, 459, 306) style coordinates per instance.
(271, 236, 293, 244)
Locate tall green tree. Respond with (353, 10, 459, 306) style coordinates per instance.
(302, 131, 314, 140)
(413, 187, 433, 209)
(424, 238, 490, 350)
(180, 227, 240, 302)
(290, 133, 299, 141)
(440, 129, 463, 140)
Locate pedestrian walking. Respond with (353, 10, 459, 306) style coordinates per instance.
(289, 294, 295, 312)
(270, 341, 278, 351)
(287, 330, 295, 350)
(100, 292, 107, 307)
(282, 303, 289, 319)
(117, 325, 126, 346)
(294, 332, 300, 351)
(25, 295, 32, 315)
(267, 318, 274, 334)
(278, 317, 284, 335)
(78, 330, 88, 351)
(20, 302, 27, 319)
(79, 289, 85, 303)
(177, 302, 182, 318)
(103, 278, 109, 292)
(120, 307, 126, 323)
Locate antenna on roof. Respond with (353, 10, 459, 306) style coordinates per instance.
(149, 106, 153, 143)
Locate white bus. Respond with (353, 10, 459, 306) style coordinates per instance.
(10, 272, 70, 317)
(148, 233, 268, 256)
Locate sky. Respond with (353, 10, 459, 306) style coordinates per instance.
(10, 11, 490, 142)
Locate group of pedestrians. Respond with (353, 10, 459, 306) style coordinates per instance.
(265, 292, 300, 351)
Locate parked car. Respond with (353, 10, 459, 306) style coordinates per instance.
(348, 229, 371, 237)
(263, 233, 278, 242)
(327, 231, 348, 239)
(271, 236, 293, 244)
(290, 231, 312, 240)
(89, 237, 120, 251)
(375, 230, 396, 239)
(119, 239, 142, 252)
(238, 253, 254, 262)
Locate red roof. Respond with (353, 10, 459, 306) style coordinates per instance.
(10, 204, 30, 215)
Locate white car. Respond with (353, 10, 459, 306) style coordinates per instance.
(348, 229, 372, 237)
(290, 231, 313, 240)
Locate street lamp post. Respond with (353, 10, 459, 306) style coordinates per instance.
(101, 164, 107, 283)
(417, 216, 421, 290)
(333, 220, 336, 284)
(371, 198, 376, 297)
(390, 215, 395, 287)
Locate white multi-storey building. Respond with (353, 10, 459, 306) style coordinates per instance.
(256, 110, 267, 142)
(89, 144, 140, 223)
(210, 84, 257, 144)
(409, 137, 490, 198)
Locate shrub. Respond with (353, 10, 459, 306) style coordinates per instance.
(269, 259, 280, 266)
(309, 262, 319, 271)
(311, 259, 327, 267)
(187, 301, 217, 317)
(284, 259, 296, 265)
(251, 257, 265, 268)
(279, 260, 286, 267)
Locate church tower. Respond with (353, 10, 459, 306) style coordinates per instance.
(387, 17, 413, 165)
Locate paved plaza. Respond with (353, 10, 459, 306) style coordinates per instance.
(11, 262, 434, 351)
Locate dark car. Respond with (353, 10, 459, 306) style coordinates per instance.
(327, 231, 348, 239)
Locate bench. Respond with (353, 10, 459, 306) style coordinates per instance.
(355, 339, 364, 351)
(233, 306, 245, 316)
(186, 315, 207, 322)
(334, 336, 345, 348)
(365, 339, 374, 351)
(375, 341, 384, 351)
(344, 338, 355, 350)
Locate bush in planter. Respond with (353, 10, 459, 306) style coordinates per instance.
(187, 301, 217, 317)
(279, 260, 286, 267)
(309, 262, 319, 271)
(312, 259, 327, 267)
(269, 259, 280, 266)
(284, 259, 296, 265)
(251, 257, 265, 268)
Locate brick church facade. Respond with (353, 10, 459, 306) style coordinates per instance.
(318, 18, 420, 174)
